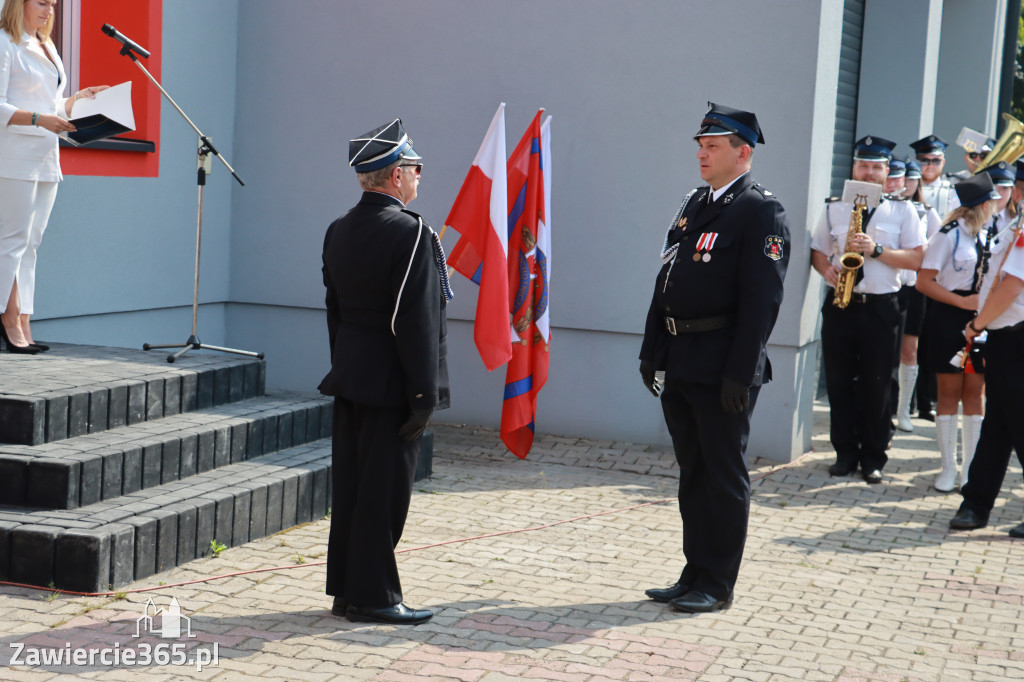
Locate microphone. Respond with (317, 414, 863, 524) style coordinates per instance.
(101, 24, 150, 59)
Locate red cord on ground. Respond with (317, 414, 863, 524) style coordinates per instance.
(0, 452, 812, 598)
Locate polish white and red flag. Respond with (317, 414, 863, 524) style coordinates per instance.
(445, 103, 512, 371)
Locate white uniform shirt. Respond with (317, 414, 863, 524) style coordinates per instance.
(979, 223, 1024, 329)
(900, 202, 942, 287)
(811, 197, 925, 294)
(920, 221, 981, 292)
(920, 177, 960, 218)
(0, 30, 69, 182)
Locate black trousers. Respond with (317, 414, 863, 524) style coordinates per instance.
(959, 325, 1024, 518)
(660, 380, 760, 600)
(821, 292, 900, 471)
(326, 397, 419, 608)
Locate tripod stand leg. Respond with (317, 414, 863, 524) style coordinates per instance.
(168, 344, 195, 363)
(197, 343, 265, 359)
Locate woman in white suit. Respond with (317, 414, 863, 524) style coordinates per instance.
(0, 0, 105, 352)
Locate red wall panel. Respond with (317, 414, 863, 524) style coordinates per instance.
(61, 0, 162, 177)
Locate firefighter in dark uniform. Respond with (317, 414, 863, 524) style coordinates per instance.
(319, 119, 452, 625)
(810, 136, 925, 484)
(639, 103, 790, 613)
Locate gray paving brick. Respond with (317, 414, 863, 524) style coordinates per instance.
(107, 382, 128, 429)
(213, 366, 230, 405)
(141, 442, 162, 489)
(9, 524, 59, 586)
(88, 387, 109, 434)
(214, 426, 231, 468)
(27, 458, 79, 509)
(0, 519, 19, 581)
(125, 515, 156, 580)
(126, 380, 146, 425)
(146, 378, 165, 421)
(121, 445, 143, 494)
(181, 372, 198, 412)
(105, 522, 134, 588)
(54, 528, 110, 593)
(68, 392, 89, 438)
(163, 374, 181, 417)
(45, 393, 68, 443)
(0, 455, 29, 506)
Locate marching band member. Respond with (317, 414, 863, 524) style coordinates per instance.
(949, 177, 1024, 538)
(811, 136, 924, 484)
(912, 135, 960, 217)
(915, 173, 1000, 492)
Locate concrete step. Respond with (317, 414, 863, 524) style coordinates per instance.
(0, 392, 332, 510)
(0, 343, 266, 446)
(0, 439, 333, 593)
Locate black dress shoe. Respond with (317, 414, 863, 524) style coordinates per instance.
(828, 460, 857, 477)
(330, 597, 347, 617)
(949, 508, 988, 530)
(1009, 522, 1024, 539)
(644, 581, 692, 603)
(669, 590, 732, 613)
(346, 602, 433, 625)
(862, 469, 883, 484)
(919, 410, 936, 422)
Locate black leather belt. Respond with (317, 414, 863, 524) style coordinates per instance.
(664, 314, 735, 335)
(830, 289, 897, 305)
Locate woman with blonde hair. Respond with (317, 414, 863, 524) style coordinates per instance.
(916, 173, 1001, 492)
(0, 0, 106, 352)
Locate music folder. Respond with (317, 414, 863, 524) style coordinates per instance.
(63, 81, 136, 146)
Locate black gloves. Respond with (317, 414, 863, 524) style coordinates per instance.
(640, 360, 660, 398)
(399, 408, 433, 441)
(720, 378, 749, 414)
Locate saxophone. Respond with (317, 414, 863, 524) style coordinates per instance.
(832, 194, 868, 309)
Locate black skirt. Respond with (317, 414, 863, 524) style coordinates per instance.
(923, 293, 982, 374)
(901, 285, 926, 337)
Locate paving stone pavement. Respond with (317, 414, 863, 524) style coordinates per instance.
(1, 402, 1023, 681)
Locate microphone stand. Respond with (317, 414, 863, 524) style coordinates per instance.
(110, 42, 262, 362)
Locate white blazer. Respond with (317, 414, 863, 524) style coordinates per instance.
(0, 29, 69, 182)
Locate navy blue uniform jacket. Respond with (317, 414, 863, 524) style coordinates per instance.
(640, 174, 790, 387)
(318, 191, 449, 410)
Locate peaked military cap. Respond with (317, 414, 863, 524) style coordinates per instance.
(349, 118, 422, 173)
(983, 137, 997, 152)
(888, 157, 906, 178)
(853, 135, 896, 161)
(954, 172, 1000, 208)
(983, 161, 1015, 186)
(909, 134, 948, 155)
(694, 102, 764, 147)
(904, 158, 922, 180)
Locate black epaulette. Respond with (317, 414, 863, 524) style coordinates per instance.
(826, 197, 841, 203)
(939, 220, 959, 234)
(752, 183, 775, 198)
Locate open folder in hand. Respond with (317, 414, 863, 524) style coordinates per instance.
(63, 81, 136, 146)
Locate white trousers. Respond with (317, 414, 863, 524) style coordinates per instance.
(0, 177, 58, 316)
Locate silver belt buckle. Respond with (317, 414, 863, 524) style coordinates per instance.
(665, 317, 677, 335)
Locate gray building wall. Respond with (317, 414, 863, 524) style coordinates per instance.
(26, 1, 1009, 463)
(227, 0, 842, 460)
